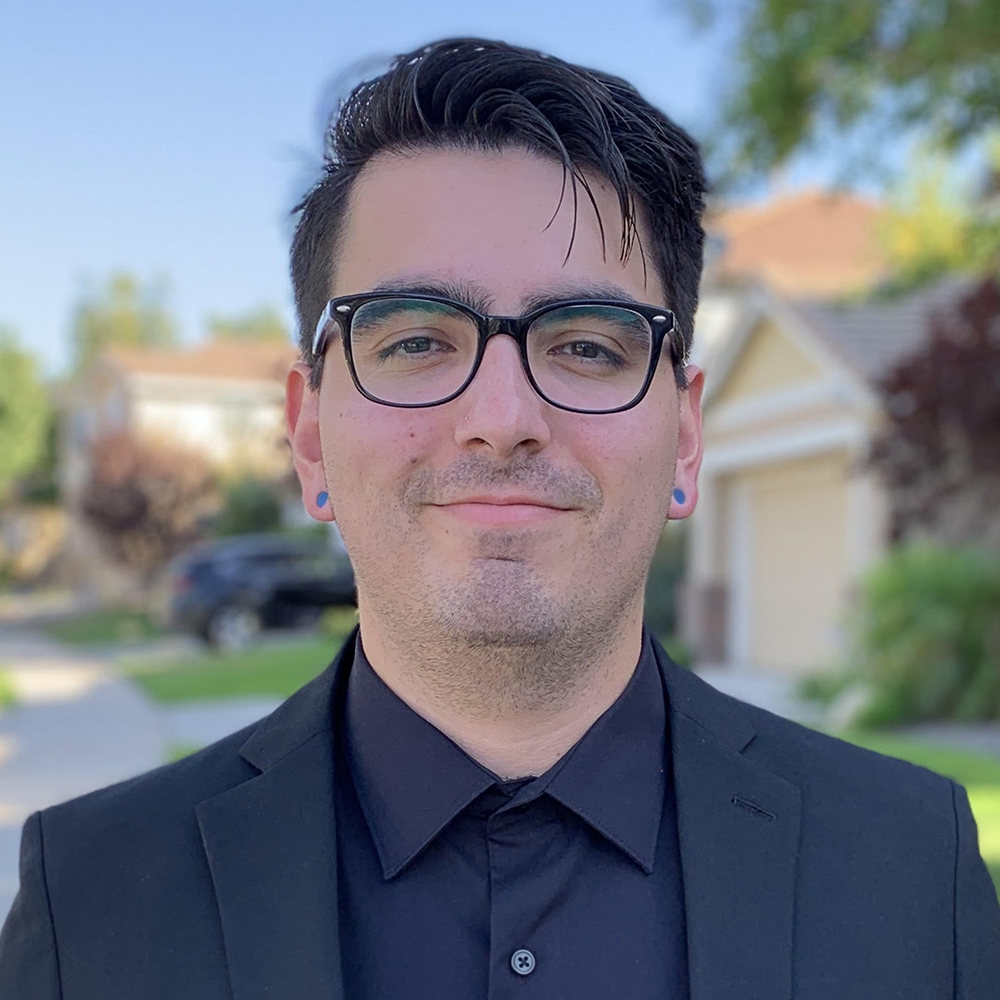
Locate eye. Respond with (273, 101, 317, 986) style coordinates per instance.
(549, 340, 625, 367)
(378, 335, 455, 360)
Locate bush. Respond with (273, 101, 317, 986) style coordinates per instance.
(213, 476, 283, 537)
(644, 523, 686, 651)
(80, 432, 221, 581)
(850, 543, 1000, 725)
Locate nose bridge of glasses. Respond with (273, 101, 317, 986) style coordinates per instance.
(470, 318, 536, 397)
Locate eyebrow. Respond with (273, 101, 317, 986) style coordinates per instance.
(367, 275, 650, 316)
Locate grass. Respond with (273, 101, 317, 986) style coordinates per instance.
(42, 608, 163, 646)
(128, 637, 340, 703)
(837, 730, 1000, 895)
(0, 667, 18, 710)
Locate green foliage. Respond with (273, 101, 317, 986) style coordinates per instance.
(0, 329, 51, 504)
(72, 273, 176, 369)
(877, 145, 1000, 291)
(213, 476, 284, 537)
(644, 523, 687, 649)
(207, 306, 290, 343)
(690, 0, 1000, 177)
(849, 544, 1000, 725)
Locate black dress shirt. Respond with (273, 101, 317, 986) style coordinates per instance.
(333, 631, 689, 1000)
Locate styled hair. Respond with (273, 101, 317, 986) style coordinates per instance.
(291, 37, 707, 389)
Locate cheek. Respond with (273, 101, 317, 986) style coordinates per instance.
(576, 410, 675, 501)
(319, 392, 439, 504)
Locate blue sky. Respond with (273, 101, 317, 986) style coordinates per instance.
(0, 0, 792, 375)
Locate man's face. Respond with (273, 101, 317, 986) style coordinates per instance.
(288, 147, 702, 652)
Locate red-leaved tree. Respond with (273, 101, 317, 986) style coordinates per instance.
(868, 277, 1000, 550)
(80, 432, 222, 580)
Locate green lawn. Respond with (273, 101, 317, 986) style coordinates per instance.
(42, 608, 164, 646)
(837, 730, 1000, 895)
(127, 637, 341, 703)
(0, 667, 18, 710)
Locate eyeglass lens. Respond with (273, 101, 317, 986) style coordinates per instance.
(348, 298, 655, 411)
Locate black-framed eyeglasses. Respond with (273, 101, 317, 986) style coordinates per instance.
(312, 292, 680, 414)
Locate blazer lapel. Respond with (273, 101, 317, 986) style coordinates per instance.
(654, 639, 802, 1000)
(196, 637, 356, 1000)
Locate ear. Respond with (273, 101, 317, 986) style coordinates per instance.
(667, 364, 704, 520)
(286, 362, 335, 521)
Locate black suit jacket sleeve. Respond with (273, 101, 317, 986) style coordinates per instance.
(953, 781, 1000, 997)
(0, 811, 61, 999)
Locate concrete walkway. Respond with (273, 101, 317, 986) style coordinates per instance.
(695, 665, 1000, 758)
(0, 627, 166, 920)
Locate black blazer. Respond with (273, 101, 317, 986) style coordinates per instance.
(2, 634, 998, 999)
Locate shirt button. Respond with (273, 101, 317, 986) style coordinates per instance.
(511, 948, 536, 976)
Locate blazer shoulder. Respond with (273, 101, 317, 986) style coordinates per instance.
(40, 719, 260, 845)
(733, 696, 957, 821)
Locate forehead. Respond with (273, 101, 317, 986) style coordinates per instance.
(333, 147, 663, 309)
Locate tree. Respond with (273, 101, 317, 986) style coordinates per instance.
(80, 432, 222, 580)
(877, 144, 1000, 291)
(71, 273, 176, 369)
(688, 0, 1000, 178)
(0, 329, 50, 504)
(206, 306, 290, 344)
(867, 276, 1000, 549)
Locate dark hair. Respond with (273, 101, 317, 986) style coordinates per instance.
(291, 37, 706, 390)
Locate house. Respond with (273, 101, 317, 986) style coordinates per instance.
(683, 190, 968, 676)
(57, 338, 300, 595)
(60, 339, 299, 504)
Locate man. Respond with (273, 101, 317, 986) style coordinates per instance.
(2, 37, 998, 1000)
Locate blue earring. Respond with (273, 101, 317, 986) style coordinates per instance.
(672, 488, 686, 505)
(316, 491, 329, 509)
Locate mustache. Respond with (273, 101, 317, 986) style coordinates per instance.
(401, 454, 603, 512)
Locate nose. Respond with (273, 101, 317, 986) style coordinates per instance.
(454, 334, 552, 458)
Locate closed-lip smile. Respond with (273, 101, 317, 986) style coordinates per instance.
(431, 495, 573, 524)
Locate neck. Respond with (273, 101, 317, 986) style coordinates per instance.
(357, 604, 645, 779)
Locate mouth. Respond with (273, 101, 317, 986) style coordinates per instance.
(430, 496, 572, 526)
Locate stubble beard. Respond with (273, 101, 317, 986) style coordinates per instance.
(353, 515, 649, 719)
(342, 452, 658, 718)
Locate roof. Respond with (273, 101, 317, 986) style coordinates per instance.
(708, 189, 889, 297)
(793, 275, 976, 383)
(104, 339, 299, 383)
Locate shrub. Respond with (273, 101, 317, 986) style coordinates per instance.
(644, 523, 686, 652)
(80, 432, 221, 581)
(850, 543, 1000, 725)
(213, 476, 283, 537)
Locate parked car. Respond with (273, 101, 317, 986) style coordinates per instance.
(159, 532, 355, 650)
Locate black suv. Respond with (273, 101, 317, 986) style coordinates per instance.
(161, 532, 356, 650)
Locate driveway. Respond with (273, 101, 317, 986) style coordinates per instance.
(0, 627, 166, 921)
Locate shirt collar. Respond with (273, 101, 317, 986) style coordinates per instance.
(344, 630, 668, 880)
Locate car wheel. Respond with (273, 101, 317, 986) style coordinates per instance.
(206, 604, 262, 652)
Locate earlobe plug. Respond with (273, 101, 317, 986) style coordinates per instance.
(672, 488, 686, 505)
(316, 491, 330, 508)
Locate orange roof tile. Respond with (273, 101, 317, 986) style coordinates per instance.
(104, 339, 299, 383)
(708, 188, 889, 297)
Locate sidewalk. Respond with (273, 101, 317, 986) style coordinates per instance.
(0, 627, 166, 920)
(695, 664, 1000, 758)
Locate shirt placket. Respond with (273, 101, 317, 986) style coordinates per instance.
(486, 797, 548, 999)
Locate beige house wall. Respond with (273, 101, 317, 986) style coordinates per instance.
(711, 318, 825, 405)
(687, 305, 889, 676)
(726, 452, 851, 674)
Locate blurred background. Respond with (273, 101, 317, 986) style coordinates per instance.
(1, 0, 999, 916)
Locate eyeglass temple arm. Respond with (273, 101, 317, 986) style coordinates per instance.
(311, 301, 337, 357)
